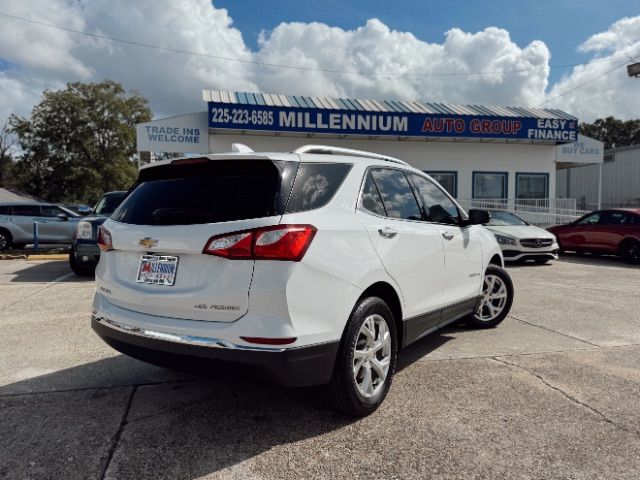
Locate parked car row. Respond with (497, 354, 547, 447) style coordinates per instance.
(0, 192, 127, 264)
(0, 203, 81, 250)
(2, 195, 638, 272)
(482, 208, 640, 265)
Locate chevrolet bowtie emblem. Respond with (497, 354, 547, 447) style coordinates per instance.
(139, 237, 158, 249)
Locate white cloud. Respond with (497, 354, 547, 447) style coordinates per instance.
(0, 0, 638, 123)
(545, 16, 640, 121)
(254, 20, 550, 108)
(0, 0, 93, 78)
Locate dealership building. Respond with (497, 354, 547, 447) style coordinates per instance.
(137, 90, 590, 201)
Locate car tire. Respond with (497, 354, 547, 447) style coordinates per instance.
(69, 247, 95, 276)
(620, 239, 640, 264)
(0, 228, 12, 251)
(466, 265, 514, 329)
(323, 296, 398, 417)
(534, 259, 550, 264)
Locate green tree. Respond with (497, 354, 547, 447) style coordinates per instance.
(579, 117, 640, 149)
(0, 120, 15, 187)
(9, 80, 152, 204)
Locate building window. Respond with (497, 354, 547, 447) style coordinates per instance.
(516, 173, 548, 199)
(472, 172, 508, 199)
(425, 171, 457, 197)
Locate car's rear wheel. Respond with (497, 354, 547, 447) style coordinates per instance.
(620, 239, 640, 264)
(69, 247, 95, 276)
(466, 265, 514, 329)
(324, 296, 397, 417)
(0, 229, 12, 251)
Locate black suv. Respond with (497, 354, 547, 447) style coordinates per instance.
(69, 191, 126, 275)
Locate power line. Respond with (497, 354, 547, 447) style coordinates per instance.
(0, 11, 623, 79)
(537, 53, 640, 107)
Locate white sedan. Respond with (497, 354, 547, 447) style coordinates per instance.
(484, 210, 559, 264)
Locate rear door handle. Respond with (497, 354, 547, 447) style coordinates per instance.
(442, 232, 454, 241)
(378, 227, 398, 238)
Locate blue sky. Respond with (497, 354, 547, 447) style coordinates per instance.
(0, 0, 638, 121)
(216, 0, 640, 84)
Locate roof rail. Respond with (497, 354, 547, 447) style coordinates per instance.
(293, 145, 409, 166)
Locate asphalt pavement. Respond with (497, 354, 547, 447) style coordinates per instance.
(0, 256, 639, 479)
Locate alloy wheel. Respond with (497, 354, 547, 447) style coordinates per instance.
(353, 314, 392, 398)
(476, 274, 508, 321)
(0, 233, 7, 250)
(625, 241, 640, 263)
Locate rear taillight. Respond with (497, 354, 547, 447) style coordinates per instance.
(97, 226, 113, 252)
(203, 225, 316, 261)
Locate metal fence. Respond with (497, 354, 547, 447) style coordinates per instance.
(457, 198, 589, 228)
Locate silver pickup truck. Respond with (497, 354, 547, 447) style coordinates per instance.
(0, 202, 80, 250)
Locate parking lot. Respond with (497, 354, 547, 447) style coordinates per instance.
(1, 257, 639, 480)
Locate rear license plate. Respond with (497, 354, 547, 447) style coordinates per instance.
(136, 255, 179, 286)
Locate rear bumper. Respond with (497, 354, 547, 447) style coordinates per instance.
(92, 315, 339, 387)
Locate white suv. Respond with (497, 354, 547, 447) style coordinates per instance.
(92, 145, 513, 416)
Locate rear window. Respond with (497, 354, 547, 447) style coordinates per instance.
(94, 193, 126, 216)
(112, 160, 296, 226)
(285, 163, 352, 213)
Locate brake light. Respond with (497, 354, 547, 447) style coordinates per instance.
(171, 157, 210, 166)
(97, 226, 113, 252)
(203, 225, 316, 261)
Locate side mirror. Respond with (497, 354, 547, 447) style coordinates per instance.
(57, 213, 69, 221)
(468, 209, 490, 225)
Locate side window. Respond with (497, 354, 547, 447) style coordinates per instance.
(370, 168, 422, 221)
(285, 163, 352, 213)
(425, 171, 457, 197)
(360, 172, 386, 216)
(600, 212, 627, 225)
(12, 205, 42, 217)
(0, 206, 10, 215)
(411, 175, 460, 225)
(40, 206, 65, 217)
(577, 213, 601, 225)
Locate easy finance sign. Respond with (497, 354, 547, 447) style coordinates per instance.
(137, 112, 209, 153)
(208, 103, 578, 143)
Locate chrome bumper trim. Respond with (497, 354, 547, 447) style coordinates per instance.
(91, 315, 287, 352)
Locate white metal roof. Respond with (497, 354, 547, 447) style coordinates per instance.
(203, 90, 577, 121)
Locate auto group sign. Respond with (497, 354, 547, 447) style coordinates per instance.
(208, 102, 578, 143)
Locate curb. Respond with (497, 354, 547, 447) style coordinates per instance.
(0, 254, 28, 260)
(27, 254, 70, 261)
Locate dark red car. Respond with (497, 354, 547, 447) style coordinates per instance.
(548, 209, 640, 263)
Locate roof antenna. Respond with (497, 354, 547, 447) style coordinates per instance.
(231, 143, 254, 153)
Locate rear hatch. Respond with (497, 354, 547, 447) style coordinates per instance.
(98, 157, 297, 322)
